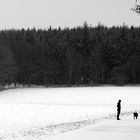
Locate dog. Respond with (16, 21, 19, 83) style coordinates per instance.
(133, 111, 138, 119)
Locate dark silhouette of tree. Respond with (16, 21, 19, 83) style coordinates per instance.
(0, 39, 18, 89)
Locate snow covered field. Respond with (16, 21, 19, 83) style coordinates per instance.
(47, 115, 140, 140)
(0, 87, 140, 140)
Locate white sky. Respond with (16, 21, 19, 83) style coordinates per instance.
(0, 0, 139, 29)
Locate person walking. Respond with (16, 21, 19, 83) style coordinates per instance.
(117, 100, 121, 120)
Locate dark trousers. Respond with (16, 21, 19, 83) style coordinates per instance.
(117, 110, 120, 119)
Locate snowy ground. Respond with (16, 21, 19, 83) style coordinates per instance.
(0, 87, 140, 139)
(47, 115, 140, 140)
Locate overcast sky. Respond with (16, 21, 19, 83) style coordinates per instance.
(0, 0, 139, 29)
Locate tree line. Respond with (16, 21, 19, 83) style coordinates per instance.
(0, 23, 140, 88)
